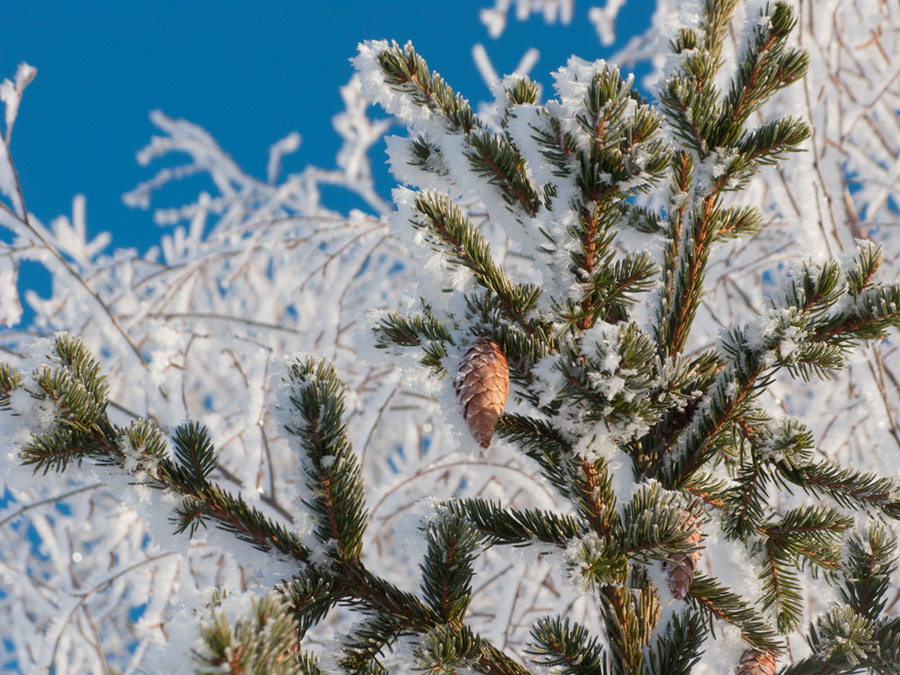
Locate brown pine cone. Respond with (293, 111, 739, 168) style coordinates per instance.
(455, 338, 509, 448)
(663, 510, 702, 600)
(736, 650, 776, 675)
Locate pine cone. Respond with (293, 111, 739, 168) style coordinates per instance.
(455, 338, 509, 448)
(664, 510, 702, 600)
(736, 650, 776, 675)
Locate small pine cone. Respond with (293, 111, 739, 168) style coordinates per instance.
(736, 650, 776, 675)
(455, 338, 509, 448)
(664, 510, 702, 600)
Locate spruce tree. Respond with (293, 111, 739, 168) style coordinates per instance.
(3, 0, 900, 672)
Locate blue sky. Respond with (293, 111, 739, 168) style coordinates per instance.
(1, 1, 653, 262)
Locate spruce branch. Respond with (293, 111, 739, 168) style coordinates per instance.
(656, 1, 810, 361)
(192, 594, 305, 675)
(577, 457, 621, 538)
(298, 652, 325, 675)
(620, 203, 664, 235)
(280, 569, 342, 639)
(283, 356, 369, 563)
(761, 505, 851, 571)
(653, 152, 693, 356)
(782, 610, 900, 674)
(466, 130, 542, 214)
(661, 356, 773, 488)
(527, 616, 608, 674)
(662, 245, 897, 489)
(15, 335, 118, 473)
(119, 418, 169, 471)
(713, 118, 811, 192)
(555, 321, 659, 432)
(170, 421, 218, 487)
(715, 2, 809, 146)
(656, 195, 722, 356)
(644, 610, 707, 675)
(502, 76, 540, 110)
(337, 564, 530, 675)
(34, 362, 108, 434)
(373, 309, 453, 349)
(599, 572, 660, 675)
(713, 205, 763, 240)
(586, 250, 661, 325)
(409, 134, 448, 177)
(776, 259, 844, 318)
(809, 281, 900, 347)
(567, 66, 668, 330)
(441, 497, 585, 547)
(339, 612, 409, 672)
(874, 619, 900, 673)
(758, 538, 805, 633)
(412, 623, 482, 673)
(629, 349, 723, 475)
(475, 644, 533, 675)
(164, 479, 309, 559)
(408, 191, 541, 330)
(19, 426, 109, 475)
(6, 335, 312, 561)
(621, 483, 705, 564)
(775, 459, 900, 519)
(840, 523, 898, 622)
(373, 307, 452, 373)
(735, 115, 811, 168)
(722, 458, 771, 539)
(686, 572, 783, 653)
(0, 361, 22, 409)
(369, 41, 541, 216)
(701, 0, 741, 65)
(679, 471, 729, 508)
(776, 526, 900, 673)
(419, 513, 481, 624)
(50, 332, 111, 407)
(495, 413, 573, 498)
(576, 66, 668, 189)
(529, 111, 578, 178)
(658, 51, 721, 155)
(374, 41, 480, 133)
(566, 532, 628, 591)
(806, 606, 880, 672)
(844, 241, 884, 301)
